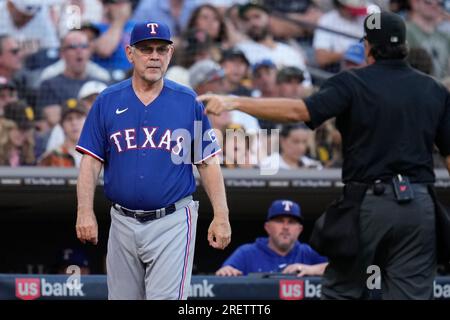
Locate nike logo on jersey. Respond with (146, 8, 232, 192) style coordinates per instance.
(116, 108, 128, 115)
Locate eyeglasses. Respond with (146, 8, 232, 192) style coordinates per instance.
(8, 48, 20, 55)
(133, 45, 171, 56)
(63, 43, 89, 50)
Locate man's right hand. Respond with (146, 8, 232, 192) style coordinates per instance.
(76, 210, 98, 245)
(215, 265, 243, 277)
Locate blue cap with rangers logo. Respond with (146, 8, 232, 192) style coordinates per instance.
(267, 200, 303, 223)
(130, 21, 173, 46)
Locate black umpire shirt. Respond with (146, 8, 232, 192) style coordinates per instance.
(304, 59, 450, 183)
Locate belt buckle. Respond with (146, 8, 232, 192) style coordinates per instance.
(155, 208, 166, 219)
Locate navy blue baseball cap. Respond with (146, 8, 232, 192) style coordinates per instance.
(252, 58, 276, 74)
(130, 21, 173, 46)
(267, 200, 303, 223)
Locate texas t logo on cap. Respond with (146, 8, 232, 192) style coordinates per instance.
(282, 200, 293, 211)
(130, 21, 173, 46)
(147, 23, 159, 35)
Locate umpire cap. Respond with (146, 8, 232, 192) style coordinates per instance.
(363, 12, 406, 46)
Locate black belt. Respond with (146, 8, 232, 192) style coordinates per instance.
(347, 180, 429, 196)
(113, 203, 177, 223)
(366, 182, 429, 195)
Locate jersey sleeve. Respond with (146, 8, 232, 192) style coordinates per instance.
(193, 100, 222, 164)
(303, 72, 352, 130)
(76, 96, 107, 162)
(436, 91, 450, 157)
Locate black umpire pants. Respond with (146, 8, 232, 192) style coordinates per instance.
(321, 183, 436, 299)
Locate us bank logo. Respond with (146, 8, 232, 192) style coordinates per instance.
(279, 279, 322, 300)
(279, 280, 304, 300)
(16, 278, 41, 300)
(15, 278, 85, 300)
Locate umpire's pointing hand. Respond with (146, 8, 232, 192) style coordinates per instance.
(197, 94, 237, 116)
(208, 217, 231, 250)
(76, 209, 98, 245)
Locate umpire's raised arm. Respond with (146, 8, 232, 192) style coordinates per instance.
(197, 94, 311, 123)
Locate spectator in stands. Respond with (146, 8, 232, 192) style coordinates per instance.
(189, 59, 231, 136)
(39, 25, 111, 85)
(222, 124, 257, 169)
(216, 199, 328, 276)
(0, 0, 59, 56)
(37, 31, 101, 113)
(38, 107, 86, 168)
(252, 59, 278, 99)
(313, 0, 367, 72)
(92, 0, 135, 80)
(189, 59, 226, 95)
(132, 0, 199, 37)
(236, 2, 311, 84)
(220, 48, 252, 96)
(252, 59, 279, 130)
(220, 48, 261, 135)
(314, 120, 343, 168)
(407, 47, 434, 75)
(172, 29, 218, 70)
(0, 77, 19, 116)
(0, 35, 23, 83)
(341, 43, 367, 70)
(260, 123, 323, 170)
(78, 80, 108, 112)
(263, 0, 324, 39)
(406, 0, 450, 78)
(0, 101, 35, 166)
(277, 66, 310, 99)
(0, 34, 35, 106)
(186, 4, 231, 48)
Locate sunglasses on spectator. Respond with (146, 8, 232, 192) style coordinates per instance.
(133, 45, 171, 55)
(63, 43, 89, 50)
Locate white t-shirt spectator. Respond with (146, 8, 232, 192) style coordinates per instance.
(230, 110, 261, 135)
(313, 10, 365, 54)
(260, 152, 323, 170)
(236, 41, 311, 85)
(0, 2, 59, 54)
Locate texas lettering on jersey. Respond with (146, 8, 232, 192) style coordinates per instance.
(107, 123, 215, 164)
(76, 78, 221, 209)
(109, 127, 177, 153)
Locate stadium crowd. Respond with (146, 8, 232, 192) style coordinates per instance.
(0, 0, 448, 170)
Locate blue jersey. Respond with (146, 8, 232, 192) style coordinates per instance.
(76, 78, 221, 210)
(222, 237, 328, 275)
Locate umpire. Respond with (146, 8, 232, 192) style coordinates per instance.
(199, 12, 450, 299)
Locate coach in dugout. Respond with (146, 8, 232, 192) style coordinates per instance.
(199, 12, 450, 299)
(216, 200, 328, 277)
